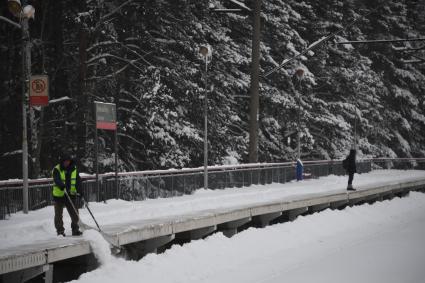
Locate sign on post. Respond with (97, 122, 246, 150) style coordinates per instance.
(94, 101, 118, 202)
(29, 75, 49, 106)
(95, 102, 117, 130)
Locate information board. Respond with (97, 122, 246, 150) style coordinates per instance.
(95, 101, 117, 130)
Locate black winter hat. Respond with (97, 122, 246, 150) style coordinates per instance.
(60, 152, 74, 163)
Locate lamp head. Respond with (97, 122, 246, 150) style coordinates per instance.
(8, 0, 22, 17)
(22, 4, 35, 19)
(199, 45, 210, 57)
(295, 68, 304, 79)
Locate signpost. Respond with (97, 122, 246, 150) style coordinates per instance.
(29, 75, 49, 106)
(94, 102, 118, 202)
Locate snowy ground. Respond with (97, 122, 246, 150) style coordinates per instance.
(1, 170, 425, 251)
(72, 191, 425, 283)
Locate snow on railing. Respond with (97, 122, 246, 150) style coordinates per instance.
(1, 158, 424, 187)
(0, 159, 335, 187)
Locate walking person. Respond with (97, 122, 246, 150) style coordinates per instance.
(343, 149, 357, 191)
(52, 154, 83, 236)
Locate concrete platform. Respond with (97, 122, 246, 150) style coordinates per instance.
(1, 178, 424, 280)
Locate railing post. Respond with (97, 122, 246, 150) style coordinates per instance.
(96, 177, 100, 202)
(249, 170, 252, 186)
(146, 177, 150, 199)
(132, 178, 135, 201)
(183, 175, 186, 194)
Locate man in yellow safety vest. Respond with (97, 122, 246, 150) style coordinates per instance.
(52, 154, 83, 236)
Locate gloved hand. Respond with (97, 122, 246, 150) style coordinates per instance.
(76, 192, 84, 198)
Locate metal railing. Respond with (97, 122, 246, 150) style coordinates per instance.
(1, 158, 423, 220)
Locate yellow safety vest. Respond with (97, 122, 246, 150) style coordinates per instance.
(52, 164, 77, 197)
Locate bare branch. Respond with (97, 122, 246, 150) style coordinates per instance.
(337, 38, 425, 44)
(100, 0, 133, 21)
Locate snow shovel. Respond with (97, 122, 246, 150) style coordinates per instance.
(80, 196, 101, 231)
(63, 190, 121, 253)
(63, 189, 95, 232)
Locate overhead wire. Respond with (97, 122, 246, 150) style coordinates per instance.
(263, 3, 385, 78)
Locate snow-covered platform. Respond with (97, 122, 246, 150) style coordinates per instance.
(102, 176, 425, 247)
(1, 170, 425, 280)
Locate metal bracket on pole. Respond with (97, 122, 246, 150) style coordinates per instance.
(0, 16, 21, 29)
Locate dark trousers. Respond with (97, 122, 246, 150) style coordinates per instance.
(54, 196, 79, 234)
(348, 173, 354, 185)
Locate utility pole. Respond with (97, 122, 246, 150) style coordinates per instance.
(203, 55, 208, 190)
(4, 1, 35, 214)
(248, 0, 261, 163)
(22, 17, 30, 214)
(77, 26, 89, 163)
(199, 45, 212, 190)
(295, 68, 304, 160)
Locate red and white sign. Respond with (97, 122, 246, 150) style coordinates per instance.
(95, 102, 117, 131)
(29, 75, 49, 106)
(96, 121, 117, 130)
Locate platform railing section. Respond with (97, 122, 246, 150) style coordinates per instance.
(1, 158, 424, 220)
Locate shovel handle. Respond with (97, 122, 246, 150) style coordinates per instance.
(81, 196, 102, 231)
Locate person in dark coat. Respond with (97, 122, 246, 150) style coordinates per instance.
(52, 154, 83, 236)
(344, 149, 357, 191)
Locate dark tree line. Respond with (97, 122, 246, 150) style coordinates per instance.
(1, 0, 424, 179)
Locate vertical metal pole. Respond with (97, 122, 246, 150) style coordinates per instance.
(95, 123, 99, 202)
(22, 18, 30, 214)
(114, 128, 118, 199)
(297, 79, 301, 160)
(354, 109, 357, 149)
(248, 0, 261, 163)
(203, 57, 208, 190)
(353, 89, 358, 149)
(183, 175, 186, 194)
(132, 179, 135, 201)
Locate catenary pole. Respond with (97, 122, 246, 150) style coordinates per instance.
(248, 0, 261, 163)
(203, 55, 208, 190)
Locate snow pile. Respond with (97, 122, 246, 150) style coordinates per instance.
(71, 192, 425, 283)
(83, 230, 113, 266)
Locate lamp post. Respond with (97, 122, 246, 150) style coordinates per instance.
(209, 1, 258, 163)
(295, 68, 304, 160)
(3, 0, 35, 214)
(199, 45, 212, 190)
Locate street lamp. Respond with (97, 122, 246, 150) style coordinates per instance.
(7, 0, 22, 16)
(295, 68, 304, 160)
(199, 44, 212, 190)
(2, 0, 35, 214)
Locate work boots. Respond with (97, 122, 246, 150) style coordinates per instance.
(347, 184, 356, 191)
(72, 230, 83, 236)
